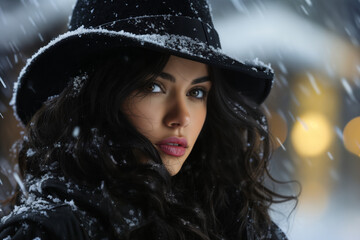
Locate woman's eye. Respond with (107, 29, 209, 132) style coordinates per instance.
(146, 83, 162, 93)
(188, 88, 206, 99)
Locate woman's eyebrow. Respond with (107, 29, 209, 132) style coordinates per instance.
(159, 72, 210, 84)
(192, 76, 210, 84)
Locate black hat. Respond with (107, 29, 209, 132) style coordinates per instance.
(12, 0, 274, 125)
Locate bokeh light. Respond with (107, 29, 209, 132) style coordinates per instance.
(1, 1, 360, 239)
(291, 112, 333, 157)
(343, 117, 360, 156)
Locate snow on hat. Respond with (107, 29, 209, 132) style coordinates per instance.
(12, 0, 274, 126)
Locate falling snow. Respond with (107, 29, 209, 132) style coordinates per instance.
(300, 5, 309, 15)
(0, 77, 6, 88)
(341, 78, 357, 102)
(0, 1, 360, 240)
(72, 126, 80, 138)
(307, 72, 321, 95)
(327, 151, 334, 160)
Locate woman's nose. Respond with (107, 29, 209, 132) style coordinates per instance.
(163, 98, 191, 128)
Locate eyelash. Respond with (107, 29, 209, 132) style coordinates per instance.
(145, 82, 208, 101)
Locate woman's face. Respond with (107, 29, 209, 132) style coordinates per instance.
(123, 55, 211, 175)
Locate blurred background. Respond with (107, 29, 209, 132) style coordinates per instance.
(0, 0, 360, 239)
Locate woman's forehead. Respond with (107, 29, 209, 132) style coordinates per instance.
(162, 55, 209, 79)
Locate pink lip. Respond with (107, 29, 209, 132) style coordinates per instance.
(156, 137, 188, 157)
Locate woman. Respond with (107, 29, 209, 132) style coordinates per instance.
(0, 0, 297, 239)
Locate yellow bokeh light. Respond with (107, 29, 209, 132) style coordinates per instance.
(343, 117, 360, 156)
(291, 112, 333, 157)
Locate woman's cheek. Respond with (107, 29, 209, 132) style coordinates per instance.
(131, 98, 164, 134)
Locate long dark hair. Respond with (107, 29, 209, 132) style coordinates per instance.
(16, 47, 297, 239)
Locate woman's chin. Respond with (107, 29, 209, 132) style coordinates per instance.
(164, 164, 182, 176)
(161, 157, 184, 176)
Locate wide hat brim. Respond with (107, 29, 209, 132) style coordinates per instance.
(12, 27, 274, 125)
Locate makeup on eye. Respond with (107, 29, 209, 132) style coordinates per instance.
(145, 81, 209, 100)
(187, 87, 207, 100)
(146, 82, 163, 93)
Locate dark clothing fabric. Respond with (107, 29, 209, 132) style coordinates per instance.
(0, 172, 112, 240)
(0, 204, 89, 240)
(0, 172, 288, 240)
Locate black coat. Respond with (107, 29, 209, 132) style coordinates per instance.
(0, 172, 288, 240)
